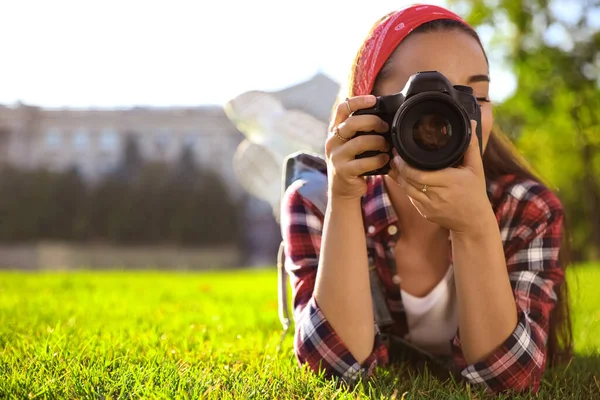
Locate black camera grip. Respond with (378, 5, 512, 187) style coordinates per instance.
(349, 101, 394, 175)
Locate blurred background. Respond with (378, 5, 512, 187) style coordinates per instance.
(0, 0, 598, 272)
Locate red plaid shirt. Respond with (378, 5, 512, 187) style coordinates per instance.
(281, 159, 565, 394)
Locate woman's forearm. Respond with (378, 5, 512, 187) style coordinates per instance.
(451, 209, 518, 364)
(314, 196, 374, 363)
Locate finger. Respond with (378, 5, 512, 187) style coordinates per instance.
(335, 114, 389, 141)
(336, 134, 390, 160)
(343, 153, 391, 177)
(391, 150, 448, 188)
(326, 115, 388, 157)
(328, 133, 389, 163)
(331, 95, 377, 128)
(387, 166, 399, 182)
(396, 174, 431, 204)
(461, 120, 484, 176)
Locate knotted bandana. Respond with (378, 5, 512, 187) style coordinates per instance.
(352, 4, 469, 96)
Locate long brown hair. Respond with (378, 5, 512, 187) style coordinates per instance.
(343, 16, 573, 367)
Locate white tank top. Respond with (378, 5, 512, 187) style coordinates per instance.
(400, 264, 458, 356)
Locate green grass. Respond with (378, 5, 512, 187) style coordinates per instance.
(0, 264, 599, 399)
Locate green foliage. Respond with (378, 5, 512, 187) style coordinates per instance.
(0, 266, 598, 398)
(451, 0, 600, 261)
(0, 167, 87, 242)
(0, 144, 242, 246)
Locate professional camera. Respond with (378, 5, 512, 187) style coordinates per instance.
(353, 71, 482, 175)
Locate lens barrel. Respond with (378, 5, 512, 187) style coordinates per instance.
(391, 92, 471, 170)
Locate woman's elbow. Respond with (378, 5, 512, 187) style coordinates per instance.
(293, 330, 373, 382)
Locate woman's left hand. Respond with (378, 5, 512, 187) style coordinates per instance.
(388, 121, 492, 235)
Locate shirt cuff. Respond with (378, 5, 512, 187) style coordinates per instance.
(451, 310, 544, 393)
(294, 296, 388, 382)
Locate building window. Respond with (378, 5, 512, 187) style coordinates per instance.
(156, 134, 169, 147)
(209, 134, 223, 159)
(45, 128, 62, 148)
(155, 130, 170, 154)
(183, 134, 197, 148)
(73, 128, 89, 150)
(100, 128, 119, 151)
(197, 135, 213, 162)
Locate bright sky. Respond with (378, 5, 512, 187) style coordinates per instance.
(0, 0, 516, 108)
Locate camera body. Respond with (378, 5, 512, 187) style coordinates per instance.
(353, 71, 483, 175)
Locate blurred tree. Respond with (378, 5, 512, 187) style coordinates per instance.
(0, 167, 86, 242)
(0, 167, 43, 241)
(0, 140, 243, 247)
(165, 146, 241, 246)
(86, 171, 129, 242)
(115, 132, 144, 180)
(196, 167, 241, 245)
(45, 167, 87, 240)
(451, 0, 600, 261)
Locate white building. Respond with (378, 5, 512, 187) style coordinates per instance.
(0, 104, 244, 196)
(0, 72, 341, 266)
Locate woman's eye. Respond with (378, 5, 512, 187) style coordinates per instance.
(476, 97, 491, 103)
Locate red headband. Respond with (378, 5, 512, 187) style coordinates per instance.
(352, 4, 470, 96)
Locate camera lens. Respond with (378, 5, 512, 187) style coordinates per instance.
(412, 114, 452, 151)
(391, 93, 471, 170)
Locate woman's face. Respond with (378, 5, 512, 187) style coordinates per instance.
(375, 29, 493, 151)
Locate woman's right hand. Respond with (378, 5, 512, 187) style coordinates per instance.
(325, 95, 391, 201)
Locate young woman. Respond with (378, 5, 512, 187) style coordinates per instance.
(280, 3, 572, 395)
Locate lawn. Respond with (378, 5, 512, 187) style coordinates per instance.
(0, 264, 599, 399)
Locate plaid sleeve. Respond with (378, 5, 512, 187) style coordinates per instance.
(281, 181, 388, 382)
(451, 181, 566, 394)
